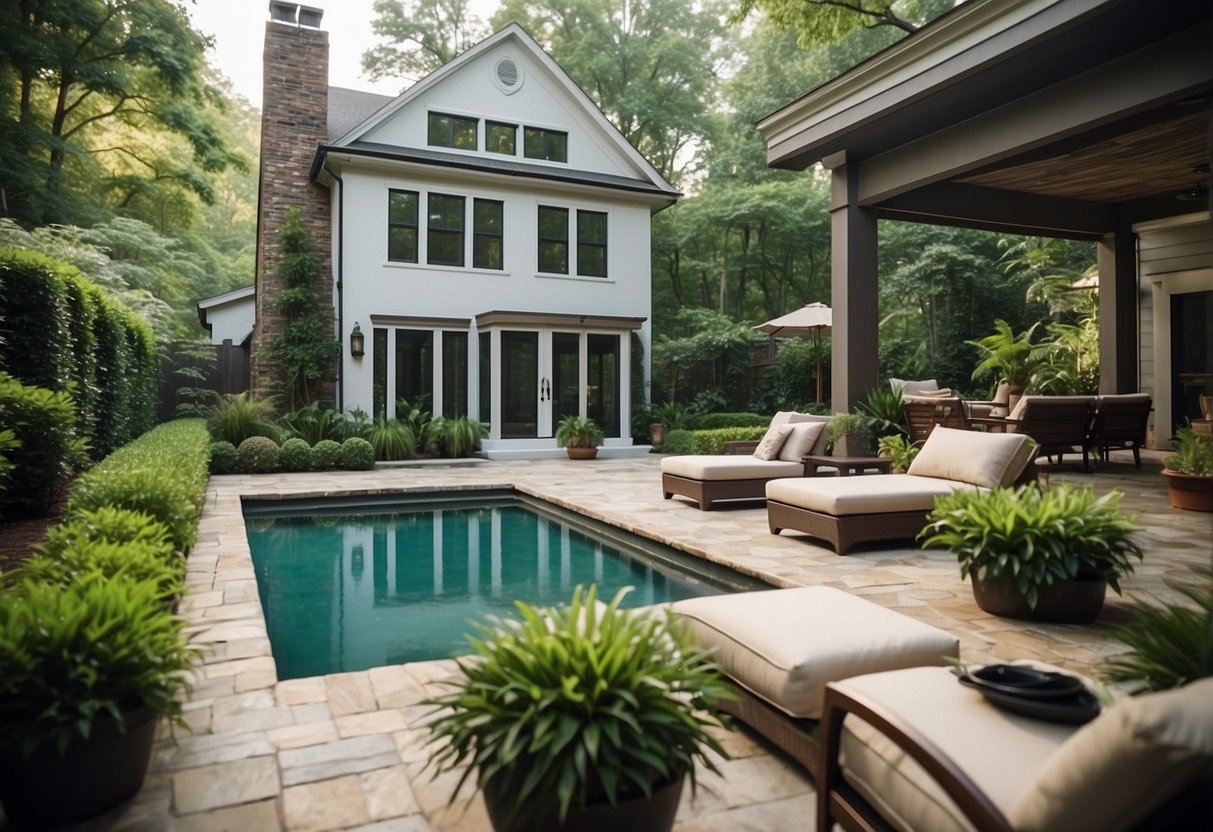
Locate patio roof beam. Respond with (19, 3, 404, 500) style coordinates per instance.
(855, 24, 1210, 205)
(877, 183, 1113, 239)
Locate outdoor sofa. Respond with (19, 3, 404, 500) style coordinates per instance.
(660, 411, 829, 509)
(766, 426, 1037, 553)
(819, 666, 1213, 832)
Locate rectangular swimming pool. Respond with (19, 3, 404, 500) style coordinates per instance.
(244, 491, 763, 679)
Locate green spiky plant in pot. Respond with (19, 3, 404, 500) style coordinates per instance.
(424, 585, 732, 832)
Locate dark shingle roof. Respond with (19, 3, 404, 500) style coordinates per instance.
(327, 87, 395, 142)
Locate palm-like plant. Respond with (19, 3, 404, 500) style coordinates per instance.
(967, 319, 1041, 388)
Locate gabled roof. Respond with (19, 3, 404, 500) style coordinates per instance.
(322, 23, 677, 197)
(196, 285, 254, 330)
(328, 87, 394, 143)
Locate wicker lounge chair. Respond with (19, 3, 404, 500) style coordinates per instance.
(819, 667, 1213, 832)
(1089, 393, 1152, 467)
(766, 427, 1037, 553)
(660, 411, 829, 509)
(1008, 395, 1096, 471)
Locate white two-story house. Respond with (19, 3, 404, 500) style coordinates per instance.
(253, 4, 678, 457)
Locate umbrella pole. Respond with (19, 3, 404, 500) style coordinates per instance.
(814, 329, 823, 404)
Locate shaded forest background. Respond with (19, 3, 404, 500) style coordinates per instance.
(0, 0, 1097, 410)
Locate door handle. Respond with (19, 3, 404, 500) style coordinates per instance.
(540, 378, 550, 402)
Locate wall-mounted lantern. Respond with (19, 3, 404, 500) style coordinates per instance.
(349, 322, 365, 358)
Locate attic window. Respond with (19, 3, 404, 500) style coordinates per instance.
(492, 57, 523, 95)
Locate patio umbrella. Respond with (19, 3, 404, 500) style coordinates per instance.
(755, 303, 833, 403)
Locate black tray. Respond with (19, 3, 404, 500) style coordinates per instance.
(959, 668, 1101, 725)
(966, 664, 1085, 699)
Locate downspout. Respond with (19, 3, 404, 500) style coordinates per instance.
(327, 161, 346, 411)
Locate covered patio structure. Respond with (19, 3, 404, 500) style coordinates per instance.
(759, 0, 1212, 446)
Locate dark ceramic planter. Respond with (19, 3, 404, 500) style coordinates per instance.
(0, 707, 157, 830)
(566, 446, 598, 460)
(972, 577, 1108, 623)
(484, 776, 683, 832)
(1161, 470, 1213, 512)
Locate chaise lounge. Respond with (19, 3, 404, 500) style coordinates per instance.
(660, 411, 830, 509)
(766, 427, 1037, 553)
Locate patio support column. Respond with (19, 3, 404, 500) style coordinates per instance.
(827, 155, 880, 410)
(1097, 228, 1139, 393)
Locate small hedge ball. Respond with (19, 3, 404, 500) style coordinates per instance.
(312, 439, 341, 470)
(209, 441, 238, 474)
(236, 436, 280, 473)
(279, 438, 313, 473)
(338, 437, 375, 470)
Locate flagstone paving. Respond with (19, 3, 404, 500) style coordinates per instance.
(38, 452, 1212, 831)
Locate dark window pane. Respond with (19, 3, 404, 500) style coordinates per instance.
(442, 331, 468, 419)
(486, 122, 516, 155)
(537, 206, 568, 239)
(388, 190, 418, 263)
(474, 199, 503, 234)
(479, 333, 491, 424)
(396, 330, 433, 411)
(388, 227, 417, 263)
(427, 114, 450, 146)
(576, 210, 607, 277)
(577, 243, 606, 277)
(373, 328, 388, 419)
(474, 236, 502, 270)
(453, 117, 477, 150)
(547, 131, 567, 162)
(428, 113, 478, 149)
(428, 193, 465, 229)
(538, 241, 568, 274)
(577, 210, 606, 243)
(523, 126, 543, 158)
(389, 191, 417, 224)
(429, 230, 464, 267)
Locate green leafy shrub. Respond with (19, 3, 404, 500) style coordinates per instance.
(39, 507, 174, 561)
(0, 428, 18, 495)
(278, 438, 313, 472)
(278, 402, 342, 444)
(425, 586, 731, 830)
(0, 372, 85, 519)
(688, 412, 767, 430)
(209, 440, 237, 474)
(22, 538, 184, 605)
(1105, 565, 1213, 691)
(65, 420, 210, 552)
(1163, 428, 1213, 475)
(338, 437, 375, 470)
(877, 434, 919, 472)
(859, 388, 908, 440)
(367, 416, 415, 461)
(662, 429, 694, 455)
(236, 436, 280, 473)
(207, 391, 281, 445)
(311, 439, 341, 470)
(395, 399, 440, 455)
(435, 416, 487, 458)
(0, 577, 197, 758)
(921, 483, 1143, 608)
(554, 415, 603, 449)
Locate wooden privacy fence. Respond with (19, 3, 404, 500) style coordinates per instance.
(158, 340, 249, 423)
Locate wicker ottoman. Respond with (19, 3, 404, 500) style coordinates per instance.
(671, 586, 959, 777)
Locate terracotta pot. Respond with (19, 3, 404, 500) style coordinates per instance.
(566, 446, 598, 460)
(1162, 470, 1213, 512)
(0, 707, 158, 829)
(649, 423, 666, 446)
(484, 776, 683, 832)
(971, 577, 1107, 623)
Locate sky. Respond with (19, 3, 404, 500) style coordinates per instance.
(187, 0, 500, 108)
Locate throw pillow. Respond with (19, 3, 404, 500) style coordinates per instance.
(890, 378, 940, 398)
(778, 421, 827, 462)
(753, 424, 793, 460)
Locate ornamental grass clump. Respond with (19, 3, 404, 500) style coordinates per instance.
(424, 585, 732, 832)
(920, 482, 1143, 609)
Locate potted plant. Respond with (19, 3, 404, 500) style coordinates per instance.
(1161, 428, 1213, 512)
(425, 585, 732, 832)
(0, 575, 197, 828)
(920, 482, 1143, 623)
(827, 411, 867, 457)
(876, 434, 919, 473)
(555, 414, 605, 459)
(649, 402, 693, 448)
(967, 319, 1041, 409)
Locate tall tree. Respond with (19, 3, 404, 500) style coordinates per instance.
(0, 0, 241, 226)
(362, 0, 490, 85)
(492, 0, 729, 183)
(734, 0, 953, 49)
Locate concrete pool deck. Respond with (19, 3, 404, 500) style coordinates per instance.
(50, 452, 1212, 831)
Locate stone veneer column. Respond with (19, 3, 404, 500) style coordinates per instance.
(251, 15, 334, 402)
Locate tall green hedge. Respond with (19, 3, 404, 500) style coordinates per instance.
(65, 419, 210, 552)
(0, 248, 157, 457)
(0, 372, 83, 519)
(663, 426, 768, 455)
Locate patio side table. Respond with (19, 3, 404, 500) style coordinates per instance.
(802, 455, 892, 477)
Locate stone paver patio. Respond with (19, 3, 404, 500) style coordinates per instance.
(38, 451, 1212, 831)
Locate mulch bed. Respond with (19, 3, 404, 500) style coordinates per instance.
(0, 495, 65, 573)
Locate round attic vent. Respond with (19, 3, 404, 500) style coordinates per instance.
(492, 57, 523, 95)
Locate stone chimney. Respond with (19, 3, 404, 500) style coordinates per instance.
(251, 2, 334, 402)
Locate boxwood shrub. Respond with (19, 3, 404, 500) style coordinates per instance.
(312, 439, 341, 470)
(209, 441, 238, 474)
(39, 507, 175, 562)
(0, 372, 83, 519)
(687, 412, 769, 430)
(64, 420, 210, 552)
(279, 438, 312, 472)
(237, 436, 280, 473)
(338, 437, 375, 470)
(21, 538, 185, 605)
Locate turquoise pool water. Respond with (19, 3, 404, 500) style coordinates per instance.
(245, 494, 751, 679)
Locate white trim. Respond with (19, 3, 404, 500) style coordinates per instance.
(1149, 268, 1213, 446)
(197, 285, 255, 309)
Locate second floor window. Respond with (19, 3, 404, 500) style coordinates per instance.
(428, 193, 466, 267)
(537, 206, 569, 274)
(577, 211, 607, 277)
(388, 190, 418, 263)
(428, 113, 477, 150)
(524, 127, 568, 163)
(473, 199, 504, 270)
(486, 121, 517, 155)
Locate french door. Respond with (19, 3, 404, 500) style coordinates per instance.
(498, 329, 619, 439)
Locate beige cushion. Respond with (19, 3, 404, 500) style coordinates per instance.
(906, 426, 1034, 489)
(766, 474, 973, 515)
(753, 423, 793, 460)
(902, 393, 959, 405)
(661, 455, 803, 481)
(837, 667, 1074, 832)
(891, 378, 940, 397)
(778, 420, 827, 462)
(1010, 677, 1213, 832)
(672, 588, 958, 719)
(1010, 395, 1097, 423)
